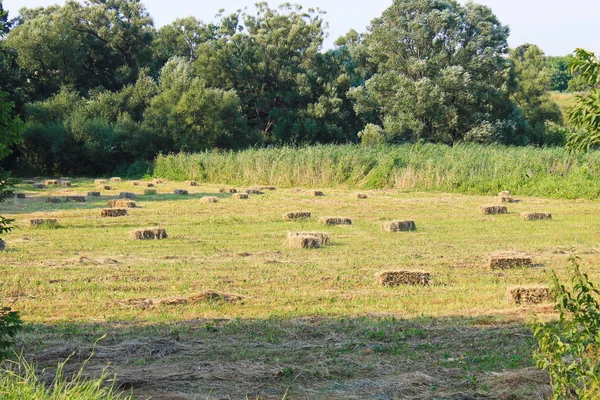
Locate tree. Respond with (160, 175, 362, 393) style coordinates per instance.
(350, 0, 521, 145)
(565, 49, 600, 152)
(153, 17, 215, 65)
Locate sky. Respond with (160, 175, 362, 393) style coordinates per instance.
(2, 0, 599, 56)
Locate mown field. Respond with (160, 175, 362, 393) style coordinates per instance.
(2, 178, 600, 399)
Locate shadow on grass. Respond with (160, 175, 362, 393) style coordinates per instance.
(15, 314, 549, 400)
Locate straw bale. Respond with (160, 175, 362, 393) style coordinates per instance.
(174, 189, 188, 195)
(377, 270, 430, 286)
(508, 286, 551, 305)
(0, 239, 5, 251)
(489, 254, 532, 269)
(283, 211, 311, 220)
(100, 185, 112, 190)
(481, 205, 507, 215)
(119, 191, 136, 200)
(94, 179, 107, 184)
(355, 193, 368, 199)
(286, 234, 321, 249)
(45, 179, 58, 185)
(499, 196, 515, 203)
(110, 177, 121, 182)
(185, 180, 198, 186)
(287, 231, 329, 245)
(131, 181, 140, 186)
(259, 186, 276, 191)
(33, 183, 46, 189)
(65, 196, 86, 202)
(153, 179, 164, 184)
(232, 193, 248, 199)
(201, 196, 219, 203)
(101, 208, 128, 217)
(383, 220, 416, 232)
(60, 180, 71, 187)
(130, 227, 167, 240)
(146, 183, 154, 187)
(498, 190, 511, 197)
(30, 218, 57, 226)
(521, 212, 552, 221)
(144, 189, 157, 195)
(45, 197, 62, 203)
(320, 216, 352, 225)
(87, 192, 100, 197)
(108, 199, 136, 208)
(246, 188, 264, 195)
(311, 190, 324, 196)
(15, 193, 26, 199)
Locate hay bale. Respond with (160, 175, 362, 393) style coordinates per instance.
(383, 220, 416, 232)
(33, 183, 46, 189)
(311, 190, 325, 196)
(0, 239, 5, 251)
(283, 211, 311, 220)
(60, 180, 72, 187)
(153, 179, 164, 184)
(246, 188, 264, 195)
(119, 191, 136, 200)
(100, 185, 112, 190)
(45, 179, 58, 185)
(144, 189, 157, 195)
(499, 196, 515, 203)
(508, 286, 551, 305)
(376, 270, 430, 286)
(498, 190, 511, 197)
(45, 197, 62, 203)
(287, 231, 329, 245)
(219, 188, 227, 193)
(320, 216, 352, 225)
(94, 179, 107, 184)
(100, 208, 128, 217)
(489, 254, 533, 269)
(110, 177, 121, 182)
(130, 227, 167, 240)
(355, 193, 368, 199)
(481, 205, 507, 215)
(15, 193, 26, 199)
(259, 186, 276, 191)
(87, 191, 101, 197)
(30, 218, 57, 226)
(65, 196, 86, 202)
(521, 212, 552, 221)
(108, 199, 136, 208)
(131, 181, 140, 186)
(146, 183, 154, 187)
(286, 234, 321, 249)
(174, 189, 188, 195)
(200, 196, 219, 203)
(232, 193, 248, 199)
(185, 180, 198, 186)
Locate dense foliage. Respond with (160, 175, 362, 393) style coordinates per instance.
(0, 0, 592, 175)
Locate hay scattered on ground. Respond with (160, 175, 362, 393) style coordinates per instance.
(110, 177, 121, 182)
(30, 218, 58, 226)
(65, 196, 86, 202)
(33, 183, 45, 189)
(174, 189, 188, 195)
(119, 191, 136, 200)
(376, 270, 430, 286)
(201, 196, 219, 203)
(94, 179, 107, 184)
(232, 193, 248, 199)
(144, 189, 157, 195)
(489, 253, 533, 269)
(45, 197, 62, 203)
(131, 181, 140, 186)
(185, 181, 198, 186)
(481, 205, 507, 215)
(108, 199, 137, 208)
(521, 212, 552, 221)
(122, 290, 244, 308)
(508, 286, 551, 304)
(311, 190, 324, 196)
(320, 216, 352, 225)
(87, 191, 100, 197)
(246, 188, 264, 195)
(45, 179, 58, 185)
(101, 208, 128, 217)
(355, 193, 368, 199)
(287, 231, 329, 245)
(285, 234, 321, 249)
(383, 220, 416, 232)
(283, 211, 311, 220)
(130, 227, 167, 240)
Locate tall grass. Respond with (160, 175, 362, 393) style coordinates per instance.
(154, 143, 600, 199)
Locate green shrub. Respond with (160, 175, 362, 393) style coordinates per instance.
(0, 306, 22, 360)
(532, 258, 600, 399)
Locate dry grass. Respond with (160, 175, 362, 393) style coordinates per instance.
(283, 211, 311, 220)
(285, 234, 321, 249)
(481, 205, 508, 215)
(232, 193, 248, 199)
(100, 208, 128, 217)
(376, 270, 430, 286)
(119, 192, 136, 200)
(382, 220, 416, 232)
(200, 196, 219, 203)
(108, 199, 137, 208)
(320, 216, 352, 225)
(130, 227, 167, 240)
(521, 212, 552, 221)
(507, 286, 552, 305)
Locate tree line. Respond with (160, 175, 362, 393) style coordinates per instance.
(0, 0, 595, 175)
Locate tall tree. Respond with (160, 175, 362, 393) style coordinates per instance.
(153, 17, 215, 65)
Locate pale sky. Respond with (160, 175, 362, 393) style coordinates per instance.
(2, 0, 599, 56)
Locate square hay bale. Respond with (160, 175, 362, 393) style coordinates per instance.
(15, 193, 26, 199)
(383, 220, 416, 232)
(45, 179, 58, 185)
(232, 193, 248, 200)
(110, 177, 121, 182)
(489, 254, 533, 270)
(45, 197, 62, 203)
(320, 216, 352, 225)
(65, 196, 86, 202)
(355, 193, 368, 199)
(30, 218, 57, 227)
(119, 191, 136, 200)
(87, 191, 101, 197)
(94, 179, 107, 184)
(201, 196, 219, 203)
(0, 239, 5, 251)
(480, 205, 507, 215)
(153, 179, 164, 184)
(229, 188, 238, 193)
(246, 188, 264, 195)
(108, 199, 136, 208)
(174, 189, 188, 195)
(259, 186, 276, 191)
(283, 211, 311, 220)
(100, 185, 112, 190)
(144, 189, 157, 195)
(287, 231, 329, 245)
(219, 188, 227, 193)
(33, 183, 46, 189)
(60, 180, 72, 187)
(131, 181, 140, 186)
(130, 227, 167, 240)
(499, 196, 515, 203)
(377, 270, 430, 286)
(508, 286, 551, 305)
(101, 208, 128, 217)
(311, 190, 324, 196)
(521, 212, 552, 221)
(286, 234, 321, 249)
(185, 180, 198, 186)
(498, 190, 511, 197)
(146, 183, 154, 187)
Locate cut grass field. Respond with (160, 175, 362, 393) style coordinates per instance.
(2, 178, 600, 399)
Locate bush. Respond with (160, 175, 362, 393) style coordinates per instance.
(532, 258, 600, 399)
(0, 306, 22, 360)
